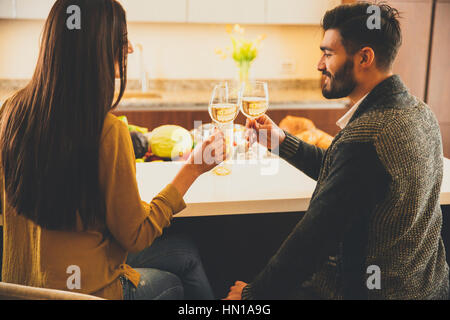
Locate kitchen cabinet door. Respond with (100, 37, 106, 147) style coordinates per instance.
(187, 0, 265, 24)
(266, 0, 341, 25)
(16, 0, 55, 19)
(387, 0, 433, 101)
(119, 0, 187, 23)
(427, 0, 450, 157)
(0, 0, 16, 19)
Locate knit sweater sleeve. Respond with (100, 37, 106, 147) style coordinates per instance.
(271, 131, 326, 181)
(99, 115, 186, 253)
(242, 141, 390, 299)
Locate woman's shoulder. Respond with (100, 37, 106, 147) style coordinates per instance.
(101, 112, 128, 140)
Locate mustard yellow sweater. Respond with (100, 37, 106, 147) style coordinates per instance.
(1, 113, 186, 299)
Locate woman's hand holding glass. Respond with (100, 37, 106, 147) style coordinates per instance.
(187, 129, 228, 175)
(171, 129, 227, 196)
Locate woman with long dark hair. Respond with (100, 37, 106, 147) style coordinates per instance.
(0, 0, 223, 300)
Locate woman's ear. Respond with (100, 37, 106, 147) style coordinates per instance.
(358, 47, 376, 68)
(127, 40, 134, 54)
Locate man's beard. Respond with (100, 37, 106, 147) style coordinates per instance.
(321, 59, 356, 99)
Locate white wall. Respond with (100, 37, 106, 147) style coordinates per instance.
(0, 19, 324, 80)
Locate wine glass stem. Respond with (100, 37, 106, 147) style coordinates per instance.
(248, 121, 257, 159)
(218, 122, 233, 163)
(248, 142, 255, 159)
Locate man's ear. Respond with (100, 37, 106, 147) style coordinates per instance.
(358, 47, 376, 68)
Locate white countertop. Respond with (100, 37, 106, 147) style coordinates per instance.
(136, 157, 450, 218)
(1, 158, 449, 226)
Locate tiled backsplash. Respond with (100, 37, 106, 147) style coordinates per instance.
(126, 78, 320, 91)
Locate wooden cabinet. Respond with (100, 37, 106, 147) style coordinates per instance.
(187, 0, 265, 24)
(11, 0, 188, 22)
(266, 0, 341, 25)
(188, 0, 341, 25)
(4, 0, 343, 25)
(0, 0, 16, 19)
(387, 0, 449, 157)
(427, 0, 450, 157)
(388, 0, 433, 100)
(120, 0, 187, 23)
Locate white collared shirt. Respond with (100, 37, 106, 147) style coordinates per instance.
(336, 94, 369, 129)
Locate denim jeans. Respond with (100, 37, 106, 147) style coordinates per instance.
(120, 268, 184, 300)
(122, 227, 214, 300)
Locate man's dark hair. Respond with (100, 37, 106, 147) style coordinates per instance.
(322, 1, 402, 71)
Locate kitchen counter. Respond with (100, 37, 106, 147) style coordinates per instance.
(136, 157, 450, 218)
(1, 157, 449, 225)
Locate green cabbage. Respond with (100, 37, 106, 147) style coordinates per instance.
(150, 125, 193, 160)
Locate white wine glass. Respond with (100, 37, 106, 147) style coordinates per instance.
(240, 81, 269, 159)
(208, 82, 243, 176)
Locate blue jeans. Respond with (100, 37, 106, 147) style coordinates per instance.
(122, 227, 214, 300)
(120, 268, 184, 300)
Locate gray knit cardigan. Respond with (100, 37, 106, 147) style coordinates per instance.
(242, 75, 449, 300)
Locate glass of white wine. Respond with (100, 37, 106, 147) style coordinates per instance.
(208, 82, 243, 176)
(240, 81, 269, 159)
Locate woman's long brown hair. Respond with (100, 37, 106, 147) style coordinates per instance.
(0, 0, 128, 230)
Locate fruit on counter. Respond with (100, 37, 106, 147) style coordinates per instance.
(128, 124, 148, 134)
(117, 115, 148, 134)
(116, 116, 195, 162)
(150, 125, 193, 160)
(117, 115, 129, 126)
(130, 131, 149, 159)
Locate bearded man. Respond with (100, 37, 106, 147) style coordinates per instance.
(225, 2, 449, 300)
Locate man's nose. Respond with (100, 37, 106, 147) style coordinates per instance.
(317, 55, 326, 72)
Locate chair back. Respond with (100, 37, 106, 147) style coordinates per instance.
(0, 282, 104, 300)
